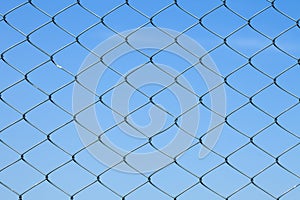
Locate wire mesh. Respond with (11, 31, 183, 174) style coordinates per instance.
(1, 0, 300, 199)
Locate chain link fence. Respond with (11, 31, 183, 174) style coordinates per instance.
(1, 0, 300, 199)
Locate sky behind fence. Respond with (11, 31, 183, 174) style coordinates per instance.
(1, 0, 300, 199)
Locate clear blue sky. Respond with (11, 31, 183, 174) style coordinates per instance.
(0, 0, 300, 199)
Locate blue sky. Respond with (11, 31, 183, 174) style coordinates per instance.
(0, 0, 300, 199)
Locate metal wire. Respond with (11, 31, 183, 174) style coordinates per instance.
(1, 0, 300, 199)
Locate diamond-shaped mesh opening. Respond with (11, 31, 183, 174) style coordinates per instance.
(4, 3, 49, 35)
(227, 104, 273, 137)
(126, 183, 172, 200)
(277, 65, 300, 97)
(25, 101, 72, 133)
(184, 25, 223, 50)
(3, 41, 49, 73)
(227, 64, 273, 96)
(0, 0, 27, 15)
(0, 60, 23, 91)
(150, 163, 198, 197)
(252, 84, 298, 117)
(278, 103, 300, 137)
(2, 81, 47, 112)
(130, 0, 173, 17)
(251, 45, 296, 77)
(230, 184, 274, 200)
(75, 182, 120, 200)
(29, 22, 74, 54)
(177, 0, 221, 19)
(228, 144, 274, 177)
(103, 5, 148, 32)
(100, 168, 147, 196)
(280, 144, 300, 177)
(276, 27, 300, 58)
(255, 164, 299, 198)
(0, 161, 44, 194)
(275, 0, 300, 20)
(49, 161, 95, 195)
(227, 26, 271, 57)
(226, 0, 269, 19)
(0, 21, 24, 53)
(250, 7, 294, 38)
(152, 5, 197, 32)
(1, 1, 300, 199)
(0, 120, 45, 153)
(27, 62, 74, 94)
(54, 4, 99, 36)
(0, 141, 19, 169)
(202, 164, 249, 198)
(32, 0, 75, 16)
(23, 181, 69, 200)
(202, 6, 245, 37)
(0, 100, 21, 130)
(24, 140, 70, 174)
(254, 124, 298, 157)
